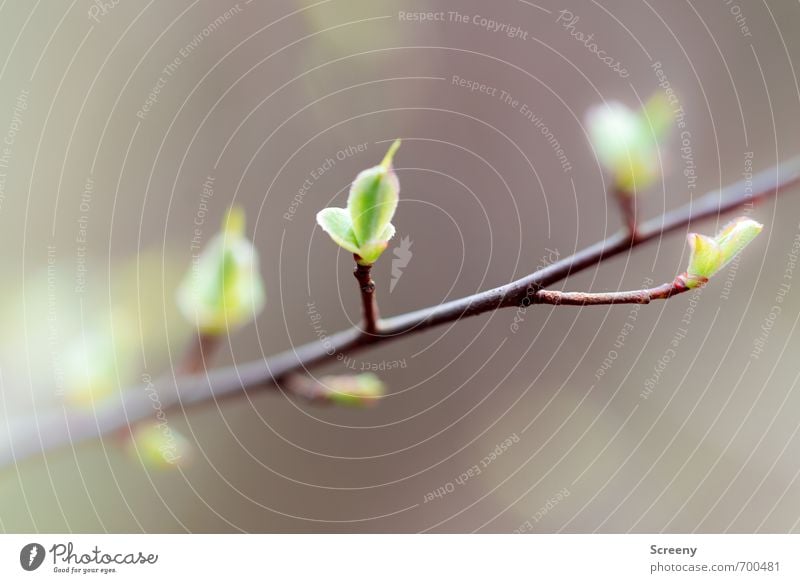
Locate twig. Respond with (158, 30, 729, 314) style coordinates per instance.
(615, 187, 639, 240)
(534, 278, 689, 306)
(353, 256, 379, 334)
(3, 156, 800, 466)
(177, 332, 222, 375)
(113, 331, 221, 443)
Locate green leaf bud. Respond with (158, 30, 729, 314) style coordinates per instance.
(685, 233, 722, 288)
(321, 373, 386, 407)
(714, 217, 763, 270)
(62, 308, 137, 406)
(586, 94, 672, 193)
(128, 423, 192, 469)
(317, 140, 400, 265)
(683, 217, 763, 288)
(177, 206, 265, 335)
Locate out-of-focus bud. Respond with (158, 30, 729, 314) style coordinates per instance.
(321, 373, 386, 407)
(128, 422, 192, 469)
(642, 93, 673, 138)
(177, 206, 266, 335)
(585, 94, 672, 193)
(683, 217, 763, 289)
(62, 331, 119, 406)
(62, 309, 137, 406)
(317, 140, 400, 265)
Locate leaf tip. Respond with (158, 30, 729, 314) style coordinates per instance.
(381, 138, 402, 169)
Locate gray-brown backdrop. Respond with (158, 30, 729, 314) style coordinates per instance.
(0, 0, 799, 533)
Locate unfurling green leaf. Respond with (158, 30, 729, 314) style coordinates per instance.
(715, 217, 764, 269)
(316, 207, 360, 255)
(685, 233, 722, 288)
(177, 206, 266, 335)
(317, 140, 401, 265)
(683, 217, 763, 288)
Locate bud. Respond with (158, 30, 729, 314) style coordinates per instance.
(128, 423, 192, 469)
(177, 206, 266, 335)
(585, 94, 672, 193)
(321, 373, 386, 407)
(683, 217, 763, 288)
(62, 330, 119, 406)
(684, 233, 722, 288)
(62, 308, 137, 406)
(317, 140, 400, 265)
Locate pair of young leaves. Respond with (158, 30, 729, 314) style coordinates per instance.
(685, 218, 762, 288)
(316, 139, 401, 266)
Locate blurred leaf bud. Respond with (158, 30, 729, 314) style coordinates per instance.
(320, 373, 387, 407)
(128, 422, 192, 470)
(62, 331, 119, 406)
(586, 94, 672, 193)
(177, 206, 266, 335)
(62, 308, 137, 406)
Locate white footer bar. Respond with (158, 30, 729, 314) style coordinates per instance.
(1, 534, 797, 581)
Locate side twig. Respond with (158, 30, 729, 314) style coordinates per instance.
(177, 332, 222, 375)
(615, 187, 639, 240)
(534, 278, 690, 306)
(353, 257, 379, 334)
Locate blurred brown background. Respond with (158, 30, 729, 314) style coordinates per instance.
(1, 0, 799, 533)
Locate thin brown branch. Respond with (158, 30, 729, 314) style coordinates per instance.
(534, 278, 688, 306)
(177, 332, 222, 375)
(353, 257, 379, 334)
(615, 188, 639, 240)
(3, 156, 800, 466)
(113, 331, 222, 443)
